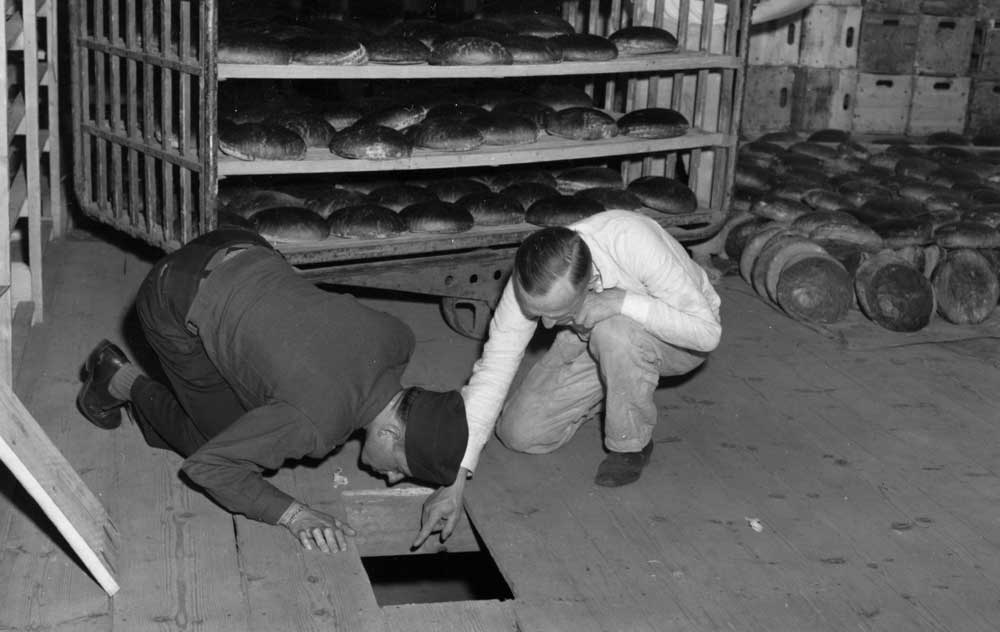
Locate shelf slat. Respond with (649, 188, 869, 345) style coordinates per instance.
(5, 11, 22, 50)
(218, 130, 731, 177)
(278, 208, 721, 266)
(8, 159, 26, 228)
(217, 52, 741, 81)
(8, 91, 24, 143)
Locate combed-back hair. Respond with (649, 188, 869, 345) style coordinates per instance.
(514, 227, 592, 296)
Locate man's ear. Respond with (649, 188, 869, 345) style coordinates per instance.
(377, 425, 401, 441)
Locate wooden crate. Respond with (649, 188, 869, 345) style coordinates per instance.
(741, 66, 796, 135)
(907, 76, 971, 135)
(915, 16, 977, 76)
(966, 78, 1000, 132)
(866, 0, 977, 13)
(748, 15, 802, 66)
(800, 5, 861, 68)
(858, 13, 919, 74)
(982, 0, 1000, 19)
(853, 73, 913, 134)
(973, 18, 1000, 75)
(791, 68, 858, 132)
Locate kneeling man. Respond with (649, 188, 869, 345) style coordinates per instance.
(78, 228, 467, 554)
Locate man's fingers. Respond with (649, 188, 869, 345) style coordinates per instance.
(299, 530, 313, 551)
(441, 512, 460, 541)
(312, 527, 331, 553)
(333, 529, 348, 552)
(337, 519, 358, 537)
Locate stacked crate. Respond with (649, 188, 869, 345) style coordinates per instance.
(968, 0, 1000, 135)
(855, 0, 977, 135)
(742, 0, 861, 135)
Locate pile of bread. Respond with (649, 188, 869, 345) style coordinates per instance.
(216, 163, 699, 243)
(219, 11, 680, 66)
(725, 129, 1000, 331)
(218, 79, 691, 162)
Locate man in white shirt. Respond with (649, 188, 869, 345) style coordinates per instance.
(413, 210, 722, 547)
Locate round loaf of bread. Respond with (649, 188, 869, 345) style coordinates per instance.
(429, 36, 513, 65)
(932, 248, 1000, 324)
(933, 221, 1000, 248)
(327, 204, 407, 239)
(627, 176, 697, 214)
(550, 33, 618, 61)
(526, 195, 604, 227)
(855, 251, 935, 332)
(400, 200, 474, 233)
(574, 187, 644, 212)
(220, 123, 307, 161)
(751, 196, 811, 223)
(501, 35, 563, 64)
(608, 26, 678, 55)
(329, 125, 412, 160)
(617, 108, 689, 139)
(467, 112, 540, 146)
(252, 207, 329, 243)
(456, 192, 525, 225)
(363, 36, 430, 64)
(544, 107, 618, 141)
(407, 118, 484, 151)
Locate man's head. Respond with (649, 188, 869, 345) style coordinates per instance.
(361, 387, 468, 486)
(512, 226, 593, 329)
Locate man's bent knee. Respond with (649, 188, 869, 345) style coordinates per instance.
(495, 414, 562, 454)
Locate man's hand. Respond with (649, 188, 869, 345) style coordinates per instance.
(280, 502, 357, 554)
(413, 468, 468, 549)
(574, 288, 627, 330)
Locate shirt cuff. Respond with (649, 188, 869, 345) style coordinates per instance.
(277, 501, 305, 526)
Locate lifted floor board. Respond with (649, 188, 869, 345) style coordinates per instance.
(382, 601, 515, 632)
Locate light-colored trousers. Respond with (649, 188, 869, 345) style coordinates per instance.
(496, 315, 707, 454)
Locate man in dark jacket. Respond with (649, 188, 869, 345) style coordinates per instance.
(77, 228, 468, 554)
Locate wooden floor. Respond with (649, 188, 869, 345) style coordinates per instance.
(3, 228, 1000, 631)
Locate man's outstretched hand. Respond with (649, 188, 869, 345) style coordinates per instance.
(280, 502, 357, 553)
(413, 468, 469, 549)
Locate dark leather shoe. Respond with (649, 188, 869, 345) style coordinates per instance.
(77, 340, 129, 430)
(595, 441, 653, 487)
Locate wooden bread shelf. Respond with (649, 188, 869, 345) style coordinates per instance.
(218, 130, 729, 177)
(218, 52, 741, 81)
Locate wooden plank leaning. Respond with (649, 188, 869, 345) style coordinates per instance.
(0, 381, 120, 596)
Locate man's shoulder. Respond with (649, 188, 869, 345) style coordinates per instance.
(574, 210, 664, 242)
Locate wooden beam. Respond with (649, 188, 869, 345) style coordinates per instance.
(0, 382, 119, 596)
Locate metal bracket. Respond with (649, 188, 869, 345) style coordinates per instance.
(296, 247, 516, 338)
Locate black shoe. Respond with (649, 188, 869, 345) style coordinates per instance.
(77, 340, 129, 430)
(595, 441, 654, 487)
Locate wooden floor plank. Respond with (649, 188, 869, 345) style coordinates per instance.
(234, 465, 385, 632)
(709, 284, 1000, 631)
(382, 600, 515, 632)
(468, 443, 695, 632)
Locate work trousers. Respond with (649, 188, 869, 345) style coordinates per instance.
(496, 315, 706, 454)
(129, 230, 267, 457)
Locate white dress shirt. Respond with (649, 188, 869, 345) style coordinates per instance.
(460, 210, 723, 472)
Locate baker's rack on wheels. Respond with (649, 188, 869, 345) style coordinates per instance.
(69, 0, 752, 338)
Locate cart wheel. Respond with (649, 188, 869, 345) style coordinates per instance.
(441, 297, 493, 340)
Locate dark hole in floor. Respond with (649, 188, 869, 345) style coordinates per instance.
(361, 549, 514, 606)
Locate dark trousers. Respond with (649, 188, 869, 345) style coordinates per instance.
(130, 229, 271, 457)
